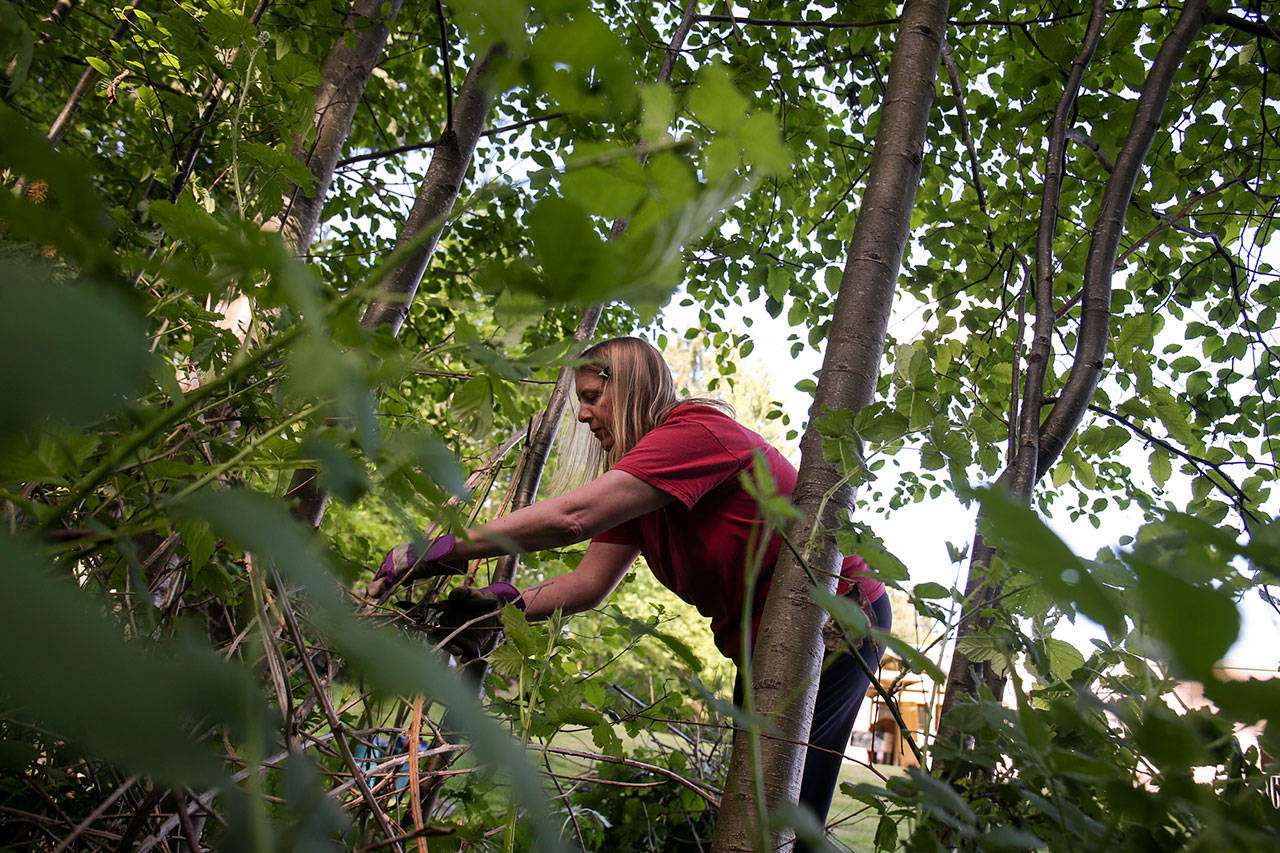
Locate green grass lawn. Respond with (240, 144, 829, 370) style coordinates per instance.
(825, 761, 906, 851)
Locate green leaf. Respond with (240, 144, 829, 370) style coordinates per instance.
(1116, 313, 1154, 352)
(86, 56, 112, 75)
(906, 767, 976, 824)
(738, 111, 791, 176)
(528, 194, 609, 301)
(1150, 386, 1197, 449)
(874, 815, 898, 851)
(273, 53, 322, 88)
(501, 604, 538, 656)
(561, 151, 647, 219)
(452, 376, 495, 435)
(1149, 448, 1172, 487)
(638, 82, 674, 143)
(202, 9, 249, 46)
(1042, 637, 1085, 679)
(1131, 557, 1239, 677)
(686, 64, 748, 133)
(976, 487, 1125, 635)
(0, 533, 257, 786)
(956, 634, 1007, 666)
(913, 581, 950, 599)
(0, 261, 152, 437)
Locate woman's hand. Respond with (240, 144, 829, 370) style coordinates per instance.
(366, 533, 465, 599)
(430, 583, 521, 662)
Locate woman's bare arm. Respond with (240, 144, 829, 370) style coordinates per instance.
(451, 469, 670, 560)
(516, 540, 641, 620)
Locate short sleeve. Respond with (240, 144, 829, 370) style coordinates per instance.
(592, 519, 639, 546)
(611, 408, 746, 509)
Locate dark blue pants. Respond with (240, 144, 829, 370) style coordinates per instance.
(733, 592, 892, 836)
(798, 591, 892, 825)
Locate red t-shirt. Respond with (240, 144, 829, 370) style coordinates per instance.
(592, 404, 884, 662)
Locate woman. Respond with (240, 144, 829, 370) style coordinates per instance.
(377, 336, 891, 829)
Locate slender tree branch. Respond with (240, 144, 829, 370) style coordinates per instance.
(434, 0, 453, 133)
(939, 36, 992, 247)
(1207, 8, 1280, 43)
(936, 0, 1109, 765)
(1008, 258, 1031, 466)
(335, 113, 565, 167)
(167, 0, 272, 206)
(406, 697, 428, 853)
(45, 0, 143, 145)
(1089, 403, 1263, 527)
(1019, 0, 1108, 498)
(490, 0, 701, 587)
(1066, 127, 1115, 172)
(1036, 0, 1210, 481)
(272, 572, 403, 849)
(51, 776, 138, 853)
(277, 0, 405, 256)
(1115, 166, 1250, 266)
(537, 745, 721, 806)
(693, 13, 898, 30)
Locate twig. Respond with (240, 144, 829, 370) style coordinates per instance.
(1114, 167, 1251, 267)
(1088, 403, 1264, 528)
(172, 790, 200, 851)
(536, 745, 721, 806)
(434, 0, 453, 133)
(1207, 8, 1280, 43)
(272, 572, 404, 850)
(52, 775, 138, 853)
(694, 13, 898, 30)
(407, 697, 428, 853)
(1008, 257, 1030, 466)
(939, 37, 992, 247)
(45, 0, 143, 144)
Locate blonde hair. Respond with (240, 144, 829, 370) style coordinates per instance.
(549, 336, 732, 494)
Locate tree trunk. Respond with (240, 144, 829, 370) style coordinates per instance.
(711, 0, 950, 849)
(935, 0, 1206, 762)
(274, 0, 404, 257)
(290, 45, 502, 527)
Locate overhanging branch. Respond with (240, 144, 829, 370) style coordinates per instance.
(1207, 8, 1280, 43)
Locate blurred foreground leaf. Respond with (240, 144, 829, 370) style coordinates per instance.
(0, 260, 153, 439)
(0, 534, 259, 786)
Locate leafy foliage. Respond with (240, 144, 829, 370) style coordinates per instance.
(1, 0, 1278, 849)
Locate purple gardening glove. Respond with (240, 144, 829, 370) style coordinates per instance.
(374, 533, 465, 586)
(430, 582, 524, 663)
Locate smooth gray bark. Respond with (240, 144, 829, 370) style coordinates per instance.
(935, 0, 1109, 756)
(711, 0, 950, 848)
(290, 46, 501, 527)
(277, 0, 404, 256)
(358, 47, 501, 334)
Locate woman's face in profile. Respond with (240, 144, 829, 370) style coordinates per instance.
(575, 368, 615, 451)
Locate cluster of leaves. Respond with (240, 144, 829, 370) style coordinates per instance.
(825, 488, 1280, 850)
